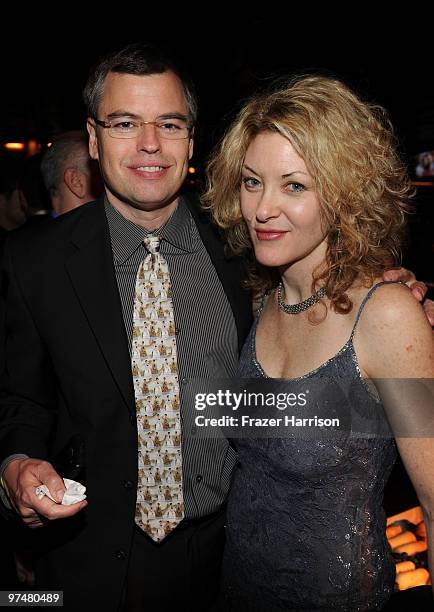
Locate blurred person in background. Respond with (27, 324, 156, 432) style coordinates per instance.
(19, 153, 52, 224)
(41, 131, 102, 216)
(415, 151, 434, 178)
(0, 159, 28, 242)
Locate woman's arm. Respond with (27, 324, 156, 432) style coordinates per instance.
(356, 283, 434, 592)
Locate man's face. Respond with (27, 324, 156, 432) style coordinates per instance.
(87, 71, 193, 214)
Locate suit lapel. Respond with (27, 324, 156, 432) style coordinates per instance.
(65, 199, 135, 413)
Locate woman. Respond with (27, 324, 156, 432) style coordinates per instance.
(204, 75, 434, 611)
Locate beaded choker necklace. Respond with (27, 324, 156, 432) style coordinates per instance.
(277, 283, 326, 315)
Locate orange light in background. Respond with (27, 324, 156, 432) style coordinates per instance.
(188, 166, 196, 174)
(27, 140, 41, 156)
(411, 180, 434, 187)
(386, 506, 431, 591)
(4, 142, 25, 151)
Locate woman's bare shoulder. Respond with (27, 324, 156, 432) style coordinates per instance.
(356, 281, 426, 327)
(353, 280, 434, 378)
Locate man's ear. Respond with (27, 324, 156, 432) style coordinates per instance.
(188, 129, 194, 161)
(64, 168, 86, 199)
(87, 119, 99, 161)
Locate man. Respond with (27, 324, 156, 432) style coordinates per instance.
(0, 44, 252, 610)
(41, 131, 102, 215)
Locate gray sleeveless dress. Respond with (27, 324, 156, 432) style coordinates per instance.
(221, 282, 398, 611)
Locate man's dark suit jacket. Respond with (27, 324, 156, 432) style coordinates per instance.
(0, 195, 252, 609)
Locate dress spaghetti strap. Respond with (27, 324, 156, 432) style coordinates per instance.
(349, 280, 405, 342)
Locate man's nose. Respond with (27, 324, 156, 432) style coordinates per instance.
(136, 123, 161, 154)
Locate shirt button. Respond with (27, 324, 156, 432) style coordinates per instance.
(122, 480, 134, 489)
(190, 427, 197, 436)
(129, 414, 136, 426)
(196, 474, 203, 483)
(181, 378, 188, 386)
(175, 327, 181, 335)
(115, 549, 126, 560)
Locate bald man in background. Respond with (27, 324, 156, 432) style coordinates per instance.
(41, 131, 102, 215)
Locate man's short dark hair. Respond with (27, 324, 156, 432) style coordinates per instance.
(83, 43, 198, 124)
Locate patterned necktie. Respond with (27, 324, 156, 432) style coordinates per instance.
(132, 235, 184, 542)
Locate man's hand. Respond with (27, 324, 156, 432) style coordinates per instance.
(383, 267, 434, 326)
(3, 458, 87, 528)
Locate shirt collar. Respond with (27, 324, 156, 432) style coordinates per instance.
(104, 196, 196, 264)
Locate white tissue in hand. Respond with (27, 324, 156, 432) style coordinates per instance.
(61, 479, 86, 505)
(35, 478, 86, 505)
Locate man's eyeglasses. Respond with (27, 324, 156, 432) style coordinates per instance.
(92, 117, 193, 140)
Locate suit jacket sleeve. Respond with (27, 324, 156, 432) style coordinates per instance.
(0, 238, 57, 464)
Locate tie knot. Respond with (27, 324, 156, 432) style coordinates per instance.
(144, 235, 161, 255)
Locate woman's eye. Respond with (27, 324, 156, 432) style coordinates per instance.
(242, 177, 261, 189)
(286, 182, 305, 193)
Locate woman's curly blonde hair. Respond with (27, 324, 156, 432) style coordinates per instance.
(202, 75, 413, 313)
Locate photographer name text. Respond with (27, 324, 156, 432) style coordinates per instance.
(195, 415, 340, 428)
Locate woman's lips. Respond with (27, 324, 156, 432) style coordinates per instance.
(255, 230, 287, 240)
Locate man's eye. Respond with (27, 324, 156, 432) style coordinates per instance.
(113, 121, 136, 130)
(159, 122, 182, 131)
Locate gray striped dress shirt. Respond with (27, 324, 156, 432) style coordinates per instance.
(105, 197, 239, 519)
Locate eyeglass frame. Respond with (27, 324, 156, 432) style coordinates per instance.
(90, 116, 194, 140)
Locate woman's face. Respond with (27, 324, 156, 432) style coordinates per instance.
(240, 131, 328, 269)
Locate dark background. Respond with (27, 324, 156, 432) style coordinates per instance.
(1, 14, 434, 278)
(2, 15, 434, 154)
